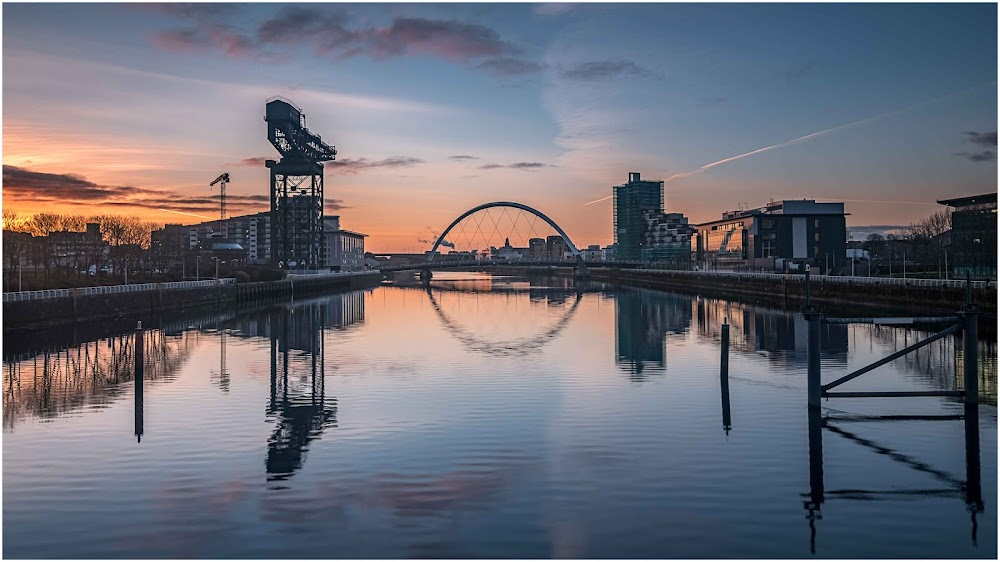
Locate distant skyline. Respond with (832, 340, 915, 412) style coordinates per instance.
(3, 3, 997, 251)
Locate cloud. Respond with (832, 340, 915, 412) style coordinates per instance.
(153, 24, 257, 58)
(534, 3, 574, 16)
(2, 165, 271, 215)
(559, 59, 655, 81)
(2, 165, 158, 201)
(232, 157, 270, 167)
(478, 162, 554, 171)
(475, 57, 545, 77)
(964, 131, 997, 147)
(148, 3, 242, 20)
(325, 200, 348, 212)
(449, 155, 479, 161)
(152, 8, 531, 75)
(956, 150, 997, 162)
(327, 156, 425, 174)
(780, 60, 817, 84)
(370, 17, 519, 61)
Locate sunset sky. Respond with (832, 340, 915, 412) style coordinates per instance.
(3, 2, 997, 251)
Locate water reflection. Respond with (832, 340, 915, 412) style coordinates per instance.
(865, 325, 998, 405)
(614, 289, 692, 378)
(696, 297, 848, 368)
(394, 274, 593, 358)
(806, 404, 985, 554)
(241, 293, 365, 482)
(3, 324, 202, 431)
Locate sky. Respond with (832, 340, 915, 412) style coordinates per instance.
(2, 2, 997, 252)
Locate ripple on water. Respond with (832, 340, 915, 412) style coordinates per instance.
(2, 279, 996, 558)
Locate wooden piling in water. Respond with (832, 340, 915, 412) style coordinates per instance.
(720, 319, 731, 433)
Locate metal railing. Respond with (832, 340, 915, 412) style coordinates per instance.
(286, 270, 378, 279)
(643, 269, 996, 290)
(2, 278, 236, 303)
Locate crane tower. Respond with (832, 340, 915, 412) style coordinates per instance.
(264, 98, 337, 270)
(209, 172, 230, 237)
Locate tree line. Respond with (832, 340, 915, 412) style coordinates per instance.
(858, 210, 953, 277)
(2, 210, 163, 288)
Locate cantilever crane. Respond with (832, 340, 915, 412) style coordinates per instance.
(209, 172, 230, 221)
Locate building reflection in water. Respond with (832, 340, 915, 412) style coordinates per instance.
(227, 291, 366, 482)
(695, 297, 848, 369)
(614, 289, 693, 379)
(417, 274, 584, 358)
(805, 402, 984, 554)
(865, 325, 997, 405)
(2, 323, 204, 431)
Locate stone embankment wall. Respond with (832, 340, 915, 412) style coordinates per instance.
(494, 265, 996, 317)
(590, 269, 996, 317)
(3, 272, 382, 332)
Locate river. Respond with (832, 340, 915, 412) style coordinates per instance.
(3, 272, 996, 558)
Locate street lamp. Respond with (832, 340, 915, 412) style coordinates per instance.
(196, 256, 200, 281)
(215, 257, 219, 280)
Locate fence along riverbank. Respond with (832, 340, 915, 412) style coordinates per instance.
(2, 271, 381, 333)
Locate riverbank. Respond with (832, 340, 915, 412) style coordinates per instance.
(2, 272, 382, 333)
(493, 266, 997, 318)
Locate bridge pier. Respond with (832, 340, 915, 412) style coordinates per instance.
(574, 255, 590, 279)
(420, 268, 433, 284)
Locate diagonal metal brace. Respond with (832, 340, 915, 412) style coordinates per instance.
(822, 323, 961, 392)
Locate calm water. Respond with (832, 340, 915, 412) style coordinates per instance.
(3, 272, 997, 558)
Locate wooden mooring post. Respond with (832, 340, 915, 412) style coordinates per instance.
(134, 321, 144, 443)
(720, 319, 732, 434)
(962, 270, 979, 405)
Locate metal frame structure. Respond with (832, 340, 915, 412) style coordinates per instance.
(265, 98, 336, 270)
(799, 269, 985, 553)
(425, 202, 589, 278)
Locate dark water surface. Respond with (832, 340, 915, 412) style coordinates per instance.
(3, 273, 997, 558)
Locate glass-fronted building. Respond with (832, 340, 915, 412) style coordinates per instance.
(694, 200, 847, 273)
(938, 193, 997, 279)
(614, 172, 664, 261)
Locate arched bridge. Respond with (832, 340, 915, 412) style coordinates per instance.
(383, 201, 594, 278)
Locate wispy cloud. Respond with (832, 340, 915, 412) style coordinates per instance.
(327, 156, 425, 175)
(449, 155, 479, 161)
(779, 60, 817, 85)
(560, 59, 656, 81)
(2, 165, 271, 215)
(958, 130, 998, 162)
(478, 161, 554, 171)
(231, 156, 270, 167)
(534, 3, 574, 16)
(957, 150, 997, 162)
(153, 7, 535, 75)
(963, 131, 997, 147)
(475, 57, 545, 77)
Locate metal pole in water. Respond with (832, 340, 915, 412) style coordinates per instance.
(963, 270, 978, 405)
(720, 318, 732, 434)
(805, 405, 824, 554)
(134, 320, 144, 443)
(807, 311, 823, 408)
(964, 401, 983, 544)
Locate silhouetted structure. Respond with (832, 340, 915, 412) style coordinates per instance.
(614, 289, 693, 378)
(265, 98, 337, 270)
(694, 199, 847, 273)
(614, 172, 663, 261)
(938, 193, 997, 279)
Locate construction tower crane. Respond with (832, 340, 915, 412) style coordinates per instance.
(209, 172, 230, 222)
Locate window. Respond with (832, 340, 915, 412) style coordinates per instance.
(761, 220, 774, 229)
(815, 233, 820, 242)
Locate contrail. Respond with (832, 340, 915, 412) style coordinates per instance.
(583, 81, 996, 206)
(157, 208, 214, 219)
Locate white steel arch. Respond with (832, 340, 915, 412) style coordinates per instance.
(427, 202, 581, 261)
